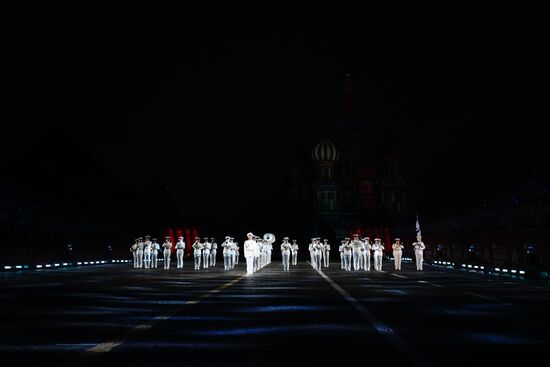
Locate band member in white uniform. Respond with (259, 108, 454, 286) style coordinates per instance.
(372, 238, 384, 271)
(255, 237, 262, 270)
(210, 238, 217, 267)
(309, 238, 316, 268)
(323, 239, 331, 267)
(280, 237, 292, 271)
(233, 239, 239, 265)
(143, 236, 152, 269)
(151, 238, 160, 268)
(253, 236, 261, 271)
(162, 236, 172, 270)
(231, 238, 238, 269)
(222, 236, 232, 270)
(202, 237, 211, 268)
(244, 232, 259, 275)
(314, 238, 324, 271)
(130, 239, 138, 268)
(362, 237, 372, 271)
(136, 238, 144, 269)
(192, 237, 203, 270)
(267, 241, 273, 264)
(291, 239, 299, 265)
(176, 236, 185, 269)
(351, 234, 364, 271)
(392, 238, 404, 270)
(259, 239, 267, 268)
(413, 238, 426, 271)
(339, 238, 348, 269)
(341, 239, 352, 271)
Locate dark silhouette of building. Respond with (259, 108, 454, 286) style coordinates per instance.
(285, 74, 408, 242)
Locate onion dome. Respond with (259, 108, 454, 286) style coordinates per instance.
(312, 138, 340, 162)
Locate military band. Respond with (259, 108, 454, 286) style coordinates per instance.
(129, 232, 426, 273)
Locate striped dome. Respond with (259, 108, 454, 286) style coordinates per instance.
(312, 138, 340, 162)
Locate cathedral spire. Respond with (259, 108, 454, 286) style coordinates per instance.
(343, 73, 353, 121)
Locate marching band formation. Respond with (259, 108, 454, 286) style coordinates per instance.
(130, 233, 426, 274)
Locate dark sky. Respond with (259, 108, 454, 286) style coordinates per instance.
(3, 2, 549, 224)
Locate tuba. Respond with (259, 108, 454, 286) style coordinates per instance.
(263, 233, 276, 244)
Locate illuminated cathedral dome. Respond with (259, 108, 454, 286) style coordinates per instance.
(312, 138, 340, 162)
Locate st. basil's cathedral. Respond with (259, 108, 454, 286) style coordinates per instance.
(285, 74, 408, 243)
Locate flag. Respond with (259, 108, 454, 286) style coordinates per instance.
(415, 215, 422, 242)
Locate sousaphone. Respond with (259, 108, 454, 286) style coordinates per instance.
(263, 233, 276, 243)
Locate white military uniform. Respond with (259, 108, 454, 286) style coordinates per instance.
(392, 241, 404, 270)
(313, 240, 323, 271)
(309, 241, 316, 268)
(176, 238, 185, 269)
(162, 240, 172, 269)
(244, 235, 259, 275)
(267, 242, 273, 264)
(151, 241, 160, 268)
(130, 242, 138, 268)
(222, 237, 232, 270)
(253, 238, 261, 271)
(342, 241, 352, 271)
(234, 241, 239, 265)
(291, 241, 299, 265)
(281, 239, 291, 271)
(372, 240, 384, 271)
(192, 240, 203, 270)
(351, 238, 364, 271)
(136, 240, 144, 269)
(362, 239, 372, 271)
(339, 243, 344, 269)
(413, 241, 426, 270)
(258, 240, 266, 268)
(323, 241, 331, 268)
(230, 240, 238, 269)
(202, 240, 211, 268)
(143, 239, 152, 269)
(210, 240, 217, 267)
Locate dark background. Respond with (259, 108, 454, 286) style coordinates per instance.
(2, 2, 549, 242)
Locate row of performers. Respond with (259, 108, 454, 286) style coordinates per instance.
(276, 235, 425, 272)
(129, 235, 274, 272)
(130, 234, 426, 273)
(335, 235, 424, 271)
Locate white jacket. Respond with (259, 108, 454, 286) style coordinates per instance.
(372, 243, 384, 255)
(244, 239, 259, 257)
(413, 242, 426, 252)
(392, 243, 404, 252)
(176, 241, 185, 250)
(192, 241, 204, 255)
(281, 242, 292, 254)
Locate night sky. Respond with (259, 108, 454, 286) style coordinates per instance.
(3, 2, 549, 227)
